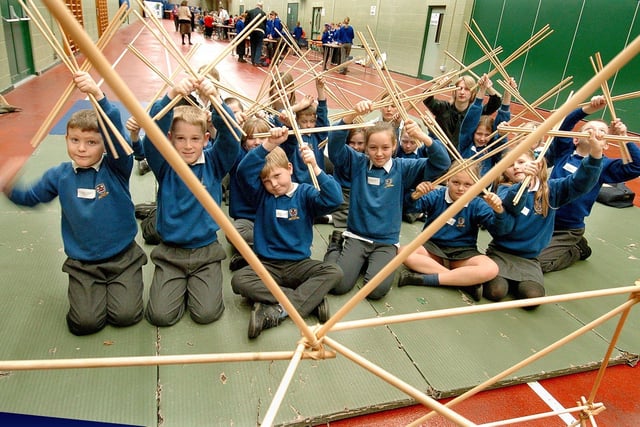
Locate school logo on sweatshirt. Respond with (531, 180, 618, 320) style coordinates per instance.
(288, 208, 299, 220)
(96, 183, 109, 199)
(384, 178, 394, 188)
(456, 217, 466, 228)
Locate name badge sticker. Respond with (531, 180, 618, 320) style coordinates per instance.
(367, 176, 381, 186)
(563, 163, 578, 174)
(275, 209, 288, 219)
(77, 188, 96, 199)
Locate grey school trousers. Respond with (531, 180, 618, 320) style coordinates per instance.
(63, 242, 147, 336)
(145, 241, 226, 326)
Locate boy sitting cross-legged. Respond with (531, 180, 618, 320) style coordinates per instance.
(231, 126, 343, 338)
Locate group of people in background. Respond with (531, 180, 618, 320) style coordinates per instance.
(3, 14, 639, 340)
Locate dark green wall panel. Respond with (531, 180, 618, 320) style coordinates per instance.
(465, 0, 640, 130)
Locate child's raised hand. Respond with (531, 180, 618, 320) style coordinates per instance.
(197, 77, 218, 98)
(587, 126, 607, 159)
(126, 116, 140, 133)
(73, 71, 102, 100)
(610, 118, 627, 136)
(126, 117, 141, 141)
(405, 119, 432, 145)
(478, 74, 492, 91)
(411, 181, 436, 199)
(344, 100, 373, 124)
(315, 76, 326, 90)
(277, 112, 293, 128)
(523, 160, 541, 177)
(268, 126, 289, 146)
(300, 144, 317, 168)
(0, 155, 29, 195)
(483, 191, 504, 214)
(170, 77, 196, 99)
(584, 95, 607, 114)
(299, 94, 314, 109)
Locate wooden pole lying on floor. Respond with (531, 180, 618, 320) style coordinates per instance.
(0, 349, 335, 371)
(323, 336, 476, 427)
(406, 296, 639, 427)
(41, 0, 321, 350)
(261, 342, 307, 427)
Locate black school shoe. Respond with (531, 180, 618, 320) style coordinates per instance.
(248, 303, 283, 339)
(313, 296, 330, 323)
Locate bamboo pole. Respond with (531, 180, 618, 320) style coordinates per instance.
(261, 341, 307, 427)
(480, 402, 604, 427)
(41, 0, 321, 349)
(323, 336, 475, 427)
(406, 297, 639, 426)
(0, 349, 335, 371)
(329, 285, 640, 333)
(498, 126, 640, 144)
(586, 292, 638, 405)
(28, 3, 128, 148)
(317, 34, 640, 340)
(252, 122, 374, 138)
(269, 68, 320, 190)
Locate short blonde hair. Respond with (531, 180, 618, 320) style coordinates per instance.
(171, 105, 208, 134)
(67, 109, 99, 133)
(261, 146, 289, 179)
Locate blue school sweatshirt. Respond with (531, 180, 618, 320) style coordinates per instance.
(545, 108, 640, 230)
(328, 121, 450, 244)
(492, 155, 603, 258)
(405, 186, 510, 247)
(458, 98, 511, 176)
(144, 97, 240, 248)
(8, 96, 137, 262)
(237, 145, 343, 261)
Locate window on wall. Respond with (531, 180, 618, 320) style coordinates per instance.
(63, 0, 83, 53)
(431, 12, 444, 43)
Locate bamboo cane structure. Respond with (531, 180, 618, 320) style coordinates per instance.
(10, 5, 640, 426)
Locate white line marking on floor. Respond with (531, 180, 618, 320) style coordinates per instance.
(528, 380, 577, 424)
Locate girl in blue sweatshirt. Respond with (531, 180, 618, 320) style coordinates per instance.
(325, 100, 450, 300)
(458, 75, 514, 176)
(485, 130, 605, 306)
(399, 161, 508, 301)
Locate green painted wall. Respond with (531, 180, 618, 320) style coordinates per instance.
(465, 0, 640, 129)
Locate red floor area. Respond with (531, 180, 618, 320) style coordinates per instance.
(1, 17, 639, 427)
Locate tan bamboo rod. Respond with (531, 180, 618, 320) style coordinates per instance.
(316, 33, 640, 340)
(323, 336, 475, 427)
(407, 297, 638, 426)
(252, 122, 374, 139)
(42, 0, 321, 348)
(261, 342, 307, 427)
(329, 285, 640, 333)
(0, 348, 335, 371)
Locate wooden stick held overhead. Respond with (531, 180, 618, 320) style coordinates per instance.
(42, 0, 322, 350)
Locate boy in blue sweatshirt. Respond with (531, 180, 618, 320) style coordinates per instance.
(231, 127, 343, 338)
(324, 100, 450, 300)
(3, 71, 147, 335)
(144, 76, 240, 327)
(539, 96, 640, 272)
(281, 77, 329, 183)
